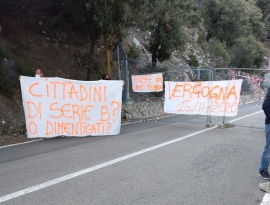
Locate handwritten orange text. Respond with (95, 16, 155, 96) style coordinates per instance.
(176, 99, 239, 114)
(168, 82, 237, 101)
(28, 81, 107, 102)
(132, 73, 163, 92)
(45, 121, 111, 135)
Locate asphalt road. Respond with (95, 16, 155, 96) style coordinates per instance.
(0, 112, 268, 205)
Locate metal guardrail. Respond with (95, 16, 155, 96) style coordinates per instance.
(119, 58, 267, 128)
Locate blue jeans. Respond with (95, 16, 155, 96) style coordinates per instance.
(259, 124, 270, 171)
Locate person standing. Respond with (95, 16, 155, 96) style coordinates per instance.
(19, 69, 43, 79)
(259, 87, 270, 193)
(259, 87, 270, 180)
(101, 73, 125, 90)
(35, 69, 43, 78)
(101, 73, 111, 80)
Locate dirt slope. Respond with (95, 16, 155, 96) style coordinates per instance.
(0, 13, 92, 145)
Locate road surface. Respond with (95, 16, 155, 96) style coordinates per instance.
(0, 106, 268, 205)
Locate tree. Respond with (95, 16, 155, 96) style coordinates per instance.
(230, 35, 267, 68)
(207, 38, 230, 67)
(146, 0, 192, 69)
(64, 0, 145, 79)
(246, 0, 264, 39)
(256, 0, 270, 23)
(256, 0, 270, 40)
(200, 0, 263, 46)
(63, 0, 102, 79)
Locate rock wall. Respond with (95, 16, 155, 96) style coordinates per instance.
(122, 99, 164, 120)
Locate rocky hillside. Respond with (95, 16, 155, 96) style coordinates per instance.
(124, 26, 212, 70)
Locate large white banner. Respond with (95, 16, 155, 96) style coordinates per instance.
(164, 80, 243, 116)
(132, 73, 163, 92)
(20, 77, 123, 138)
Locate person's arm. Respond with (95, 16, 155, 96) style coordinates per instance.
(263, 89, 270, 119)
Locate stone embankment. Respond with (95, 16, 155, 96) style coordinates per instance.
(122, 93, 265, 120)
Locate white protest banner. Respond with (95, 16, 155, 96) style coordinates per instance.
(164, 80, 243, 116)
(20, 77, 122, 138)
(132, 73, 163, 92)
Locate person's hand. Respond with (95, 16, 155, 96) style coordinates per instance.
(122, 80, 125, 86)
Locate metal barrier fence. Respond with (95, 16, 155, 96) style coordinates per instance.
(119, 58, 268, 129)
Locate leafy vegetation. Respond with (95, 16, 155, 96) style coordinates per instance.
(61, 0, 146, 78)
(145, 0, 191, 69)
(0, 67, 14, 98)
(1, 0, 270, 80)
(0, 47, 33, 98)
(188, 53, 199, 67)
(59, 0, 269, 70)
(207, 39, 230, 67)
(0, 48, 14, 98)
(257, 0, 270, 40)
(198, 32, 207, 45)
(200, 0, 263, 46)
(199, 0, 269, 68)
(127, 44, 140, 60)
(230, 35, 267, 68)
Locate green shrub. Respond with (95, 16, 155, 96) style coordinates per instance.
(16, 64, 33, 76)
(230, 36, 267, 68)
(188, 53, 200, 67)
(0, 65, 15, 98)
(198, 32, 206, 45)
(0, 47, 33, 75)
(207, 39, 230, 67)
(0, 47, 33, 97)
(127, 44, 140, 60)
(0, 48, 14, 97)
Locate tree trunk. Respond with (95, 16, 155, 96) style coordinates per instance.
(86, 68, 91, 81)
(151, 38, 160, 71)
(206, 32, 211, 42)
(90, 37, 97, 56)
(86, 35, 98, 81)
(105, 35, 110, 75)
(151, 51, 157, 71)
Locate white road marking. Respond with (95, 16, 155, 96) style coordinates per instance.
(0, 139, 43, 149)
(242, 111, 270, 205)
(227, 109, 270, 205)
(260, 193, 270, 205)
(0, 125, 217, 203)
(0, 110, 267, 203)
(228, 111, 263, 123)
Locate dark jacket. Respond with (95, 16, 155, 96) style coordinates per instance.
(263, 87, 270, 124)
